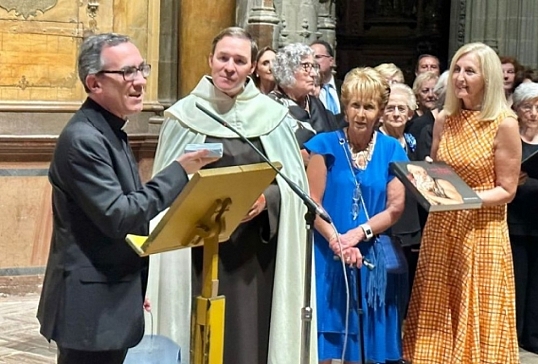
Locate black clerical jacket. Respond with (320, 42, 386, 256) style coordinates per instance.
(37, 98, 188, 351)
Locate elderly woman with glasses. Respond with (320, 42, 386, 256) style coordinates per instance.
(270, 43, 342, 156)
(305, 67, 408, 364)
(379, 83, 422, 300)
(508, 82, 538, 355)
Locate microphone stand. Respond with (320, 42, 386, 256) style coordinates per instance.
(195, 102, 328, 364)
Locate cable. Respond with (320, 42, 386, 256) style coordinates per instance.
(328, 222, 351, 363)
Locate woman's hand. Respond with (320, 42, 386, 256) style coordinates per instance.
(329, 228, 364, 255)
(341, 247, 363, 268)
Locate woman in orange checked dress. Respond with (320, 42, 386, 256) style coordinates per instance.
(403, 43, 521, 363)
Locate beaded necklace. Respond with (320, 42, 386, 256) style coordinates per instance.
(346, 129, 377, 170)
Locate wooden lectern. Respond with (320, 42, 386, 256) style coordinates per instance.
(126, 162, 280, 364)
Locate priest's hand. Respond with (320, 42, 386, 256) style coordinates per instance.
(176, 149, 219, 175)
(241, 194, 266, 223)
(143, 297, 151, 312)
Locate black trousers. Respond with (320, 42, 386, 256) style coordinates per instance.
(510, 234, 538, 353)
(57, 346, 128, 364)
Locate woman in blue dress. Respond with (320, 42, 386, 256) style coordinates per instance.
(305, 67, 408, 364)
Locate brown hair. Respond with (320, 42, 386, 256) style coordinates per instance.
(211, 27, 258, 63)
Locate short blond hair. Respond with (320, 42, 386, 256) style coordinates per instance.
(412, 71, 438, 96)
(375, 63, 405, 84)
(341, 67, 390, 110)
(444, 42, 514, 120)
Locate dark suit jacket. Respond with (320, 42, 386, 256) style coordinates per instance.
(37, 98, 189, 351)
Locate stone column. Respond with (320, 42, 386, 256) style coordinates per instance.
(449, 0, 538, 69)
(244, 0, 281, 49)
(178, 0, 236, 97)
(315, 0, 337, 48)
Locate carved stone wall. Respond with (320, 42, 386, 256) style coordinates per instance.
(239, 0, 338, 52)
(450, 0, 538, 69)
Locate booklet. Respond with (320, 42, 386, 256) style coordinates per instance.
(184, 143, 223, 158)
(390, 161, 482, 212)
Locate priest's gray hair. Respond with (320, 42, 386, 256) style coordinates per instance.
(78, 33, 131, 93)
(272, 43, 315, 88)
(513, 82, 538, 108)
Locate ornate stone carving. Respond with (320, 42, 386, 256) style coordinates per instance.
(87, 0, 99, 33)
(18, 76, 30, 91)
(278, 19, 290, 47)
(0, 0, 57, 19)
(457, 0, 466, 48)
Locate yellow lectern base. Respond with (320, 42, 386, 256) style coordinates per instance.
(191, 295, 225, 364)
(125, 234, 148, 256)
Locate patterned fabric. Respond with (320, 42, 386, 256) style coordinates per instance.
(403, 110, 519, 363)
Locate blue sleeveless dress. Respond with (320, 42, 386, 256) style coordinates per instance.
(305, 130, 408, 362)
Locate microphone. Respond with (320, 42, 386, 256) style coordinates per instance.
(195, 102, 332, 224)
(333, 255, 375, 271)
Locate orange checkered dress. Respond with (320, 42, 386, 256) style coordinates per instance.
(403, 110, 519, 363)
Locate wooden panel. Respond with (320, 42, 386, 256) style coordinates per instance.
(0, 172, 51, 269)
(0, 0, 115, 105)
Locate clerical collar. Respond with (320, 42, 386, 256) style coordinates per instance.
(84, 97, 128, 133)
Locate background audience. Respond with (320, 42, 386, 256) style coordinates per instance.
(508, 82, 538, 355)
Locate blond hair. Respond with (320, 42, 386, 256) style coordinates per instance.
(375, 63, 405, 84)
(412, 71, 438, 96)
(341, 67, 390, 110)
(444, 42, 513, 120)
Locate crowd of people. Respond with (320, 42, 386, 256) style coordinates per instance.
(37, 26, 537, 364)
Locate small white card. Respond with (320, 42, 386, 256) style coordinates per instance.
(184, 143, 223, 158)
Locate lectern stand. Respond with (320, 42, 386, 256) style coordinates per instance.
(126, 162, 280, 364)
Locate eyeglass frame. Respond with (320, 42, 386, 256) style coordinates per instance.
(97, 64, 152, 81)
(299, 62, 320, 73)
(314, 54, 332, 60)
(384, 105, 410, 114)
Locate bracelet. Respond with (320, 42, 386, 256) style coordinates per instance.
(359, 224, 374, 241)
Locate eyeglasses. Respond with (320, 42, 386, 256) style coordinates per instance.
(385, 105, 409, 114)
(98, 64, 151, 81)
(300, 62, 320, 73)
(351, 183, 362, 221)
(314, 54, 332, 60)
(520, 104, 538, 113)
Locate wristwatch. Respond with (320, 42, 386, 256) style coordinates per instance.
(359, 224, 374, 241)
